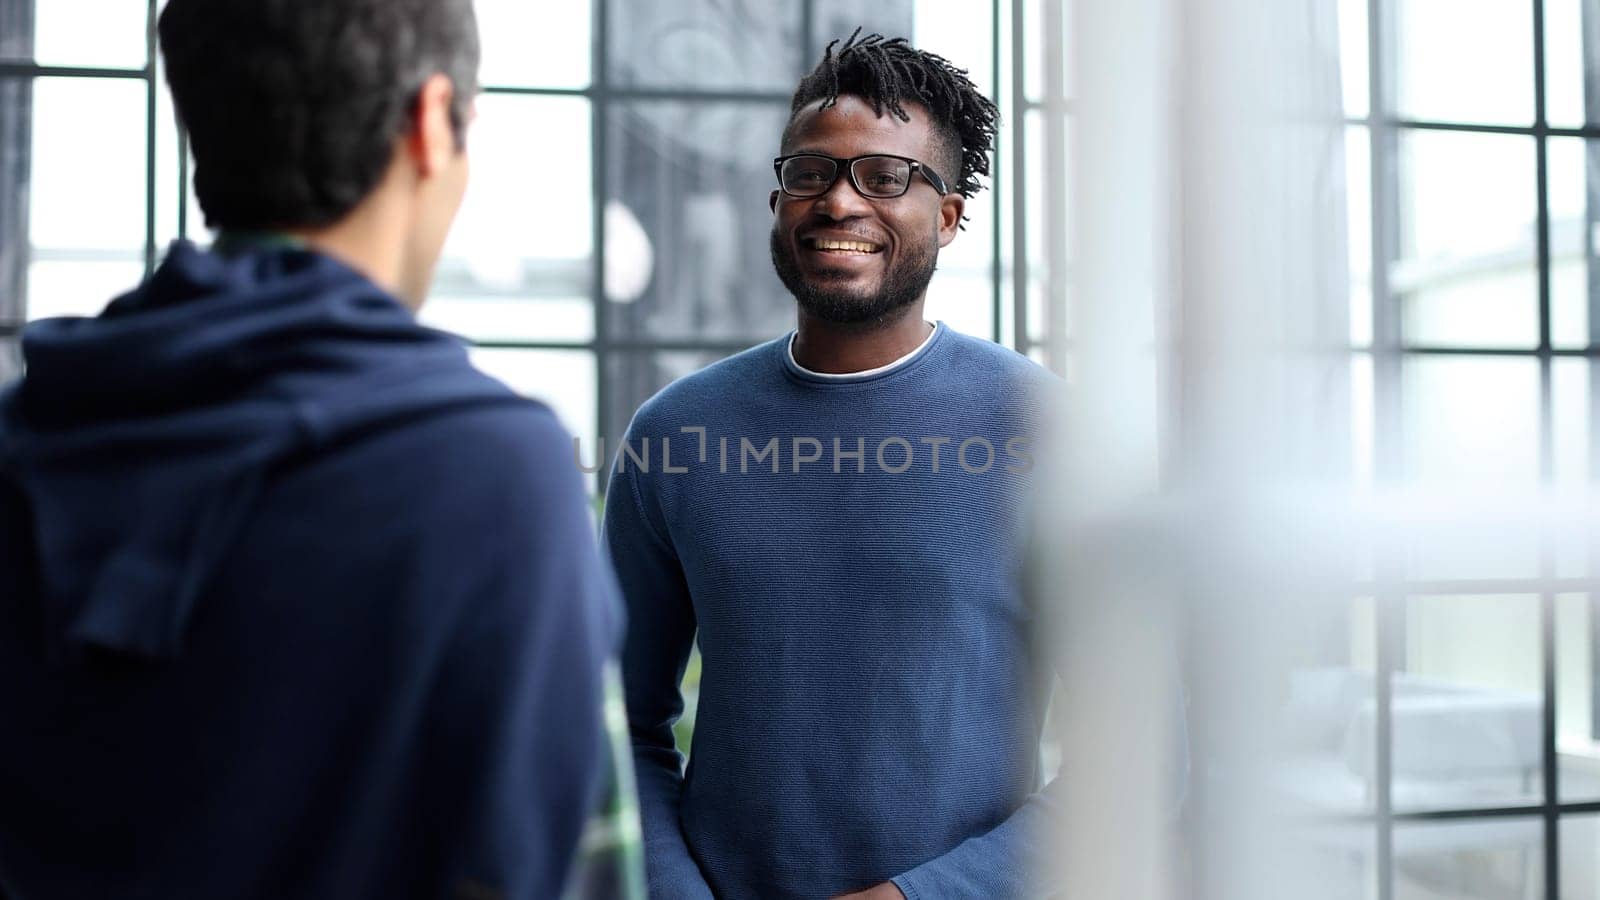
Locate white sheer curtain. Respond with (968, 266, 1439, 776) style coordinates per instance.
(1041, 0, 1354, 896)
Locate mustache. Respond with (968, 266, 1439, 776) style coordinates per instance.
(797, 226, 889, 245)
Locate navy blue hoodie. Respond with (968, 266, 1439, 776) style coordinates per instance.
(0, 242, 619, 899)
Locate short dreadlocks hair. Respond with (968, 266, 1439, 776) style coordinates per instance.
(783, 29, 999, 202)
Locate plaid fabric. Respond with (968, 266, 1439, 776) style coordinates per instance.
(562, 662, 647, 900)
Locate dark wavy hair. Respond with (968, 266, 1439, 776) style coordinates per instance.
(158, 0, 480, 231)
(784, 29, 999, 202)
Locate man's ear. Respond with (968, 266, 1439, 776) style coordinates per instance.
(769, 190, 781, 213)
(937, 193, 966, 247)
(407, 73, 459, 178)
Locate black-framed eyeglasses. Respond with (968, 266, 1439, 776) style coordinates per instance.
(773, 153, 950, 199)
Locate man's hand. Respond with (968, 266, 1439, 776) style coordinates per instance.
(830, 883, 906, 900)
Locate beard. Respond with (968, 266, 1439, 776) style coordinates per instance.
(769, 228, 938, 326)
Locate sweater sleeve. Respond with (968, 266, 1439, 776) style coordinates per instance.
(602, 453, 716, 900)
(888, 771, 1065, 899)
(892, 472, 1191, 900)
(890, 680, 1190, 900)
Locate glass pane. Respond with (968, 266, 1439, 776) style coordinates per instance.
(1278, 601, 1381, 818)
(805, 2, 1002, 97)
(425, 95, 594, 343)
(1554, 362, 1594, 579)
(1346, 126, 1372, 346)
(1393, 0, 1533, 126)
(916, 22, 998, 344)
(1021, 0, 1041, 102)
(912, 0, 998, 102)
(23, 75, 146, 320)
(1558, 594, 1600, 802)
(0, 0, 147, 70)
(603, 349, 748, 461)
(0, 338, 19, 386)
(1279, 829, 1380, 900)
(1024, 275, 1046, 349)
(0, 0, 28, 61)
(1273, 602, 1382, 900)
(468, 347, 597, 441)
(605, 101, 793, 342)
(1564, 813, 1600, 896)
(1338, 0, 1368, 119)
(1389, 595, 1542, 814)
(1395, 131, 1538, 349)
(1555, 359, 1591, 491)
(1393, 818, 1542, 900)
(1400, 355, 1543, 581)
(1550, 137, 1596, 350)
(1546, 0, 1587, 129)
(0, 76, 25, 324)
(1024, 108, 1046, 344)
(996, 97, 1016, 348)
(468, 348, 598, 489)
(478, 0, 590, 89)
(27, 76, 147, 263)
(608, 0, 803, 93)
(154, 51, 182, 251)
(1352, 596, 1376, 673)
(1023, 108, 1072, 352)
(812, 1, 914, 44)
(26, 259, 142, 320)
(1403, 520, 1542, 584)
(924, 257, 996, 340)
(1401, 356, 1541, 487)
(1351, 353, 1373, 486)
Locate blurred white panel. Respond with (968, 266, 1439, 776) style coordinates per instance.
(28, 77, 147, 254)
(22, 0, 147, 68)
(1393, 0, 1533, 126)
(477, 0, 591, 88)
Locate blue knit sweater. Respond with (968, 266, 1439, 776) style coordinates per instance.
(603, 323, 1058, 899)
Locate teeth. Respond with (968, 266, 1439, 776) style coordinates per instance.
(813, 238, 880, 253)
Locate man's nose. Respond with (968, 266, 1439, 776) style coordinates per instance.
(810, 170, 873, 219)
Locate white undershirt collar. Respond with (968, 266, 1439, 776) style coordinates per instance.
(786, 321, 941, 381)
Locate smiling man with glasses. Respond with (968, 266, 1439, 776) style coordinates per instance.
(604, 30, 1063, 900)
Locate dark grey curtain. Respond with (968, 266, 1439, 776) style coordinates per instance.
(0, 0, 33, 384)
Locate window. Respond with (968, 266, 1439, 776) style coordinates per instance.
(1331, 0, 1600, 896)
(0, 0, 1066, 487)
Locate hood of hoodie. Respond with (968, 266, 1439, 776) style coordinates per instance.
(0, 241, 520, 662)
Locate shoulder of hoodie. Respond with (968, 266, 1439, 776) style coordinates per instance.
(404, 396, 581, 497)
(248, 393, 614, 667)
(294, 386, 589, 531)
